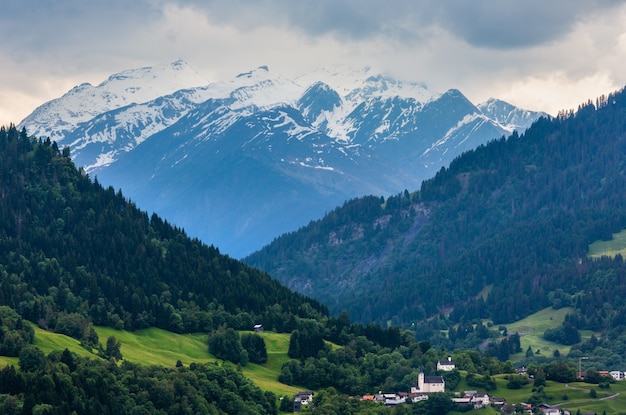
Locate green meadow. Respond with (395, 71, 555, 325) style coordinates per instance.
(588, 228, 626, 258)
(504, 306, 576, 359)
(94, 326, 212, 367)
(95, 327, 305, 396)
(240, 331, 302, 396)
(3, 324, 301, 397)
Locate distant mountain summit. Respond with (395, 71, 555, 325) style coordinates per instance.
(19, 61, 548, 257)
(21, 60, 208, 143)
(477, 98, 542, 132)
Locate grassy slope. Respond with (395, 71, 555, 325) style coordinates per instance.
(589, 228, 626, 258)
(95, 327, 302, 396)
(239, 332, 301, 396)
(94, 326, 212, 366)
(504, 307, 585, 360)
(4, 325, 302, 397)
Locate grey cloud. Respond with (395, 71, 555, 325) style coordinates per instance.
(184, 0, 623, 49)
(183, 0, 418, 38)
(425, 0, 624, 49)
(3, 0, 622, 55)
(1, 0, 162, 56)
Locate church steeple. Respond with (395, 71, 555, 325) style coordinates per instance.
(418, 368, 424, 390)
(410, 369, 425, 393)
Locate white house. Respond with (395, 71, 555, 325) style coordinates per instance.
(410, 370, 445, 393)
(383, 396, 406, 406)
(471, 392, 490, 408)
(537, 403, 561, 415)
(293, 391, 313, 413)
(437, 356, 456, 371)
(411, 394, 429, 402)
(610, 370, 624, 381)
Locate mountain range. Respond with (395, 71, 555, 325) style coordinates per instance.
(19, 60, 547, 257)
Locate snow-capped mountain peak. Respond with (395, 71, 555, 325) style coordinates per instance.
(18, 61, 548, 257)
(228, 67, 305, 110)
(478, 98, 550, 132)
(96, 59, 207, 99)
(235, 65, 270, 79)
(19, 59, 208, 142)
(345, 74, 438, 104)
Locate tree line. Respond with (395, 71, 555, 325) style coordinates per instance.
(0, 124, 327, 339)
(0, 348, 277, 414)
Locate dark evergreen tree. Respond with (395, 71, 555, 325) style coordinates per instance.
(208, 327, 247, 365)
(103, 335, 122, 361)
(241, 332, 267, 364)
(288, 328, 326, 359)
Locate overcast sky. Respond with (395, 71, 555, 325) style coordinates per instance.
(1, 0, 626, 125)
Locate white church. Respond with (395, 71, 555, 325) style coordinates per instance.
(410, 370, 445, 393)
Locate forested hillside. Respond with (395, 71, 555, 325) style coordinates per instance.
(0, 124, 332, 413)
(246, 88, 626, 349)
(0, 125, 327, 335)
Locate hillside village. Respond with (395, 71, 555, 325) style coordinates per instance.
(292, 358, 507, 412)
(291, 357, 624, 414)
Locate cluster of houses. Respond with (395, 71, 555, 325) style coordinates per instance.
(293, 388, 567, 414)
(363, 389, 506, 409)
(290, 357, 616, 414)
(361, 366, 448, 406)
(451, 391, 505, 408)
(292, 357, 456, 412)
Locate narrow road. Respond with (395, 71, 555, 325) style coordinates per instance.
(560, 384, 620, 402)
(599, 392, 620, 400)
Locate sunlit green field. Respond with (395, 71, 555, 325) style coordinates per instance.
(2, 324, 301, 397)
(589, 228, 626, 258)
(94, 326, 212, 367)
(504, 307, 583, 359)
(494, 376, 626, 414)
(0, 356, 18, 367)
(94, 327, 303, 396)
(239, 331, 302, 396)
